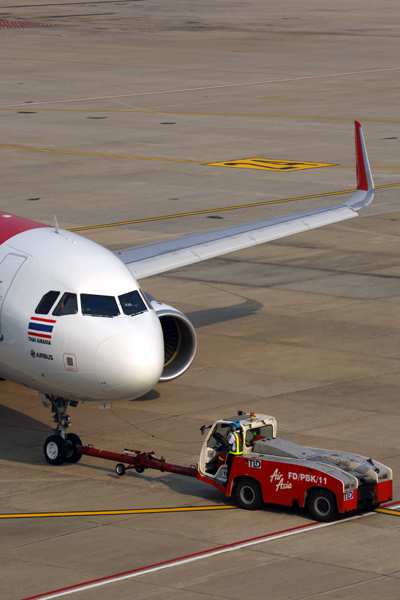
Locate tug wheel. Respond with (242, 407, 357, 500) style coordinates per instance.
(307, 489, 337, 522)
(115, 463, 126, 477)
(44, 435, 67, 466)
(65, 433, 82, 463)
(135, 466, 145, 473)
(236, 478, 262, 510)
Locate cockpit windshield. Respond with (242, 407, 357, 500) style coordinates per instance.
(81, 294, 119, 317)
(119, 290, 147, 316)
(53, 293, 78, 316)
(35, 290, 60, 315)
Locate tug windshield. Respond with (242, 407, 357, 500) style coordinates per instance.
(207, 423, 232, 448)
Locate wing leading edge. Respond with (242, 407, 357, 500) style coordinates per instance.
(117, 121, 374, 280)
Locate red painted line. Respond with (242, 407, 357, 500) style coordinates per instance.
(19, 499, 399, 600)
(380, 500, 400, 508)
(1, 67, 400, 109)
(30, 317, 56, 323)
(0, 20, 60, 29)
(21, 521, 320, 600)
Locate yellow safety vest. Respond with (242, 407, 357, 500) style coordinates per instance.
(229, 431, 245, 456)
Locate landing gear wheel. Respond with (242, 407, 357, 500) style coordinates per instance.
(44, 435, 67, 466)
(236, 477, 262, 510)
(65, 433, 82, 464)
(115, 463, 126, 477)
(307, 489, 337, 522)
(135, 466, 145, 474)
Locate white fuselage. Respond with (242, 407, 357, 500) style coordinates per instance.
(0, 227, 165, 402)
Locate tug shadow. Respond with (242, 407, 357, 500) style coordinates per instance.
(78, 460, 311, 521)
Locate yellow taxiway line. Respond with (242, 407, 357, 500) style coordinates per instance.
(374, 508, 400, 517)
(1, 505, 398, 520)
(1, 143, 399, 170)
(0, 505, 238, 519)
(70, 182, 400, 232)
(0, 143, 201, 165)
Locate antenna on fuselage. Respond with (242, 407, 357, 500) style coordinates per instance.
(53, 215, 60, 234)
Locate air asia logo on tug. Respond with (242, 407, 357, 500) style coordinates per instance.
(28, 316, 55, 345)
(270, 468, 292, 491)
(267, 469, 329, 491)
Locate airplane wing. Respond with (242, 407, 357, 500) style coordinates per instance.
(116, 121, 374, 281)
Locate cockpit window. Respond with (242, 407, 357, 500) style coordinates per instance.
(81, 294, 119, 317)
(119, 290, 147, 316)
(141, 290, 154, 311)
(53, 293, 78, 316)
(35, 290, 60, 315)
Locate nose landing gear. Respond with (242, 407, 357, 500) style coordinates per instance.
(42, 395, 82, 465)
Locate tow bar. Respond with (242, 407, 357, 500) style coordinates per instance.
(78, 445, 197, 478)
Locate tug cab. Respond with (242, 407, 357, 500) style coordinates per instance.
(198, 413, 277, 485)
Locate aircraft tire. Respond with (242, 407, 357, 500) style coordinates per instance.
(44, 435, 67, 466)
(65, 433, 83, 463)
(236, 477, 262, 510)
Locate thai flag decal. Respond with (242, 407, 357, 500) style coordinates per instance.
(28, 317, 56, 339)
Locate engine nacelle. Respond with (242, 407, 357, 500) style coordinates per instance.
(150, 300, 197, 382)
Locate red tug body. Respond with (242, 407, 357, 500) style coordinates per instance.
(78, 412, 393, 522)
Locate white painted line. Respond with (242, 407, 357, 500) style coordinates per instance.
(23, 511, 377, 600)
(2, 67, 400, 109)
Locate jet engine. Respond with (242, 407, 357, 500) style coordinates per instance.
(150, 299, 197, 381)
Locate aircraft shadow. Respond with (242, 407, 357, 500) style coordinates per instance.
(0, 403, 50, 462)
(186, 289, 263, 329)
(135, 291, 263, 403)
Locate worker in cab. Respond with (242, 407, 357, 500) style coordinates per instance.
(226, 421, 245, 482)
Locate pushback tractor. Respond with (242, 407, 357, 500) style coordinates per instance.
(78, 412, 393, 522)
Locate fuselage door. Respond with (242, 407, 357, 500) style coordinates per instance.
(0, 253, 27, 338)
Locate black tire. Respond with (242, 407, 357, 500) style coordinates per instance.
(115, 463, 126, 477)
(44, 435, 67, 465)
(65, 433, 82, 463)
(307, 489, 338, 522)
(135, 466, 145, 474)
(236, 477, 262, 510)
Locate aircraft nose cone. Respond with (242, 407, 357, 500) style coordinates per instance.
(95, 331, 164, 399)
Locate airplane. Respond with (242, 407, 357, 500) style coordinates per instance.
(0, 121, 374, 466)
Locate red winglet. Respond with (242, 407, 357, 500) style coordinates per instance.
(0, 212, 50, 246)
(355, 120, 368, 191)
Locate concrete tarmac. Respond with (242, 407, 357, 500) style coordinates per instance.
(1, 1, 400, 598)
